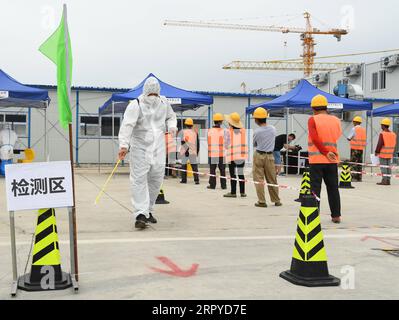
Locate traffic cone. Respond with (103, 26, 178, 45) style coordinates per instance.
(294, 169, 311, 202)
(339, 163, 355, 189)
(280, 195, 340, 287)
(187, 161, 193, 178)
(18, 208, 72, 291)
(156, 187, 170, 204)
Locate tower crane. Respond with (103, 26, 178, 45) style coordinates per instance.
(164, 12, 348, 76)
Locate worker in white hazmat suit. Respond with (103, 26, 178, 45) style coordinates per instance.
(118, 77, 177, 229)
(0, 123, 18, 161)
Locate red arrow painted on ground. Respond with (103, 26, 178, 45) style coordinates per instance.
(149, 256, 199, 277)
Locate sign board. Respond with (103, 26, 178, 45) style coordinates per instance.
(167, 98, 182, 105)
(327, 103, 344, 109)
(5, 161, 74, 211)
(0, 91, 9, 99)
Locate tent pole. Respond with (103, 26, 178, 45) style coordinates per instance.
(45, 103, 48, 161)
(28, 107, 31, 148)
(112, 101, 115, 165)
(371, 111, 374, 174)
(364, 113, 369, 165)
(285, 108, 289, 175)
(208, 105, 212, 129)
(98, 114, 101, 174)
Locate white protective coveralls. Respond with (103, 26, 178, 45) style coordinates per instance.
(0, 125, 18, 161)
(118, 77, 177, 219)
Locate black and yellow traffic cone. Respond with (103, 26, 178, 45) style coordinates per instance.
(339, 163, 355, 189)
(18, 208, 72, 291)
(155, 187, 170, 204)
(294, 169, 311, 202)
(280, 195, 340, 287)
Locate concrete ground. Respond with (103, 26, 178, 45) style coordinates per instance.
(0, 165, 399, 300)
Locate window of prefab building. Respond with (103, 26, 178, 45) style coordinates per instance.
(371, 72, 378, 91)
(101, 116, 120, 137)
(3, 113, 27, 136)
(379, 70, 386, 90)
(80, 115, 99, 136)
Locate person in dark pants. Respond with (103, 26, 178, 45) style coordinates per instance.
(347, 116, 366, 182)
(308, 94, 343, 223)
(223, 112, 248, 198)
(180, 118, 200, 184)
(207, 113, 227, 189)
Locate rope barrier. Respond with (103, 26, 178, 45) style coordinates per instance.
(166, 166, 321, 201)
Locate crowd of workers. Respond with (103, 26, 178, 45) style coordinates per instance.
(118, 77, 397, 229)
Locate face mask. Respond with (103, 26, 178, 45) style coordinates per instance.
(144, 95, 159, 105)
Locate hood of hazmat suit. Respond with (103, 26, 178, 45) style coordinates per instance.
(118, 77, 177, 218)
(0, 127, 18, 160)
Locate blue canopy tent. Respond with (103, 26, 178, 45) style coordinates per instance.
(97, 73, 213, 166)
(245, 79, 373, 171)
(247, 79, 372, 115)
(0, 69, 50, 153)
(99, 73, 213, 115)
(367, 103, 399, 117)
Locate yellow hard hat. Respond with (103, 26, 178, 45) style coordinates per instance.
(253, 107, 269, 119)
(353, 116, 362, 123)
(184, 118, 194, 126)
(311, 94, 328, 108)
(381, 118, 391, 126)
(213, 113, 224, 122)
(225, 112, 243, 128)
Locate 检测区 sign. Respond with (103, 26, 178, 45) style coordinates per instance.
(5, 161, 74, 211)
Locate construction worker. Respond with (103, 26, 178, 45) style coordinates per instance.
(224, 112, 247, 198)
(0, 123, 18, 163)
(180, 118, 200, 184)
(118, 76, 177, 229)
(252, 107, 282, 208)
(347, 116, 367, 182)
(165, 131, 177, 178)
(207, 113, 227, 190)
(375, 118, 397, 185)
(308, 94, 342, 224)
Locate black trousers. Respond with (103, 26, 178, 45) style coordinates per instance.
(228, 160, 245, 194)
(350, 149, 363, 181)
(310, 163, 341, 218)
(208, 157, 226, 189)
(181, 154, 199, 183)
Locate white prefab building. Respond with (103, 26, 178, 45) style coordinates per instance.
(250, 55, 399, 160)
(0, 86, 275, 164)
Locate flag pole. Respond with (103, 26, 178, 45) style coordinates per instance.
(64, 4, 79, 282)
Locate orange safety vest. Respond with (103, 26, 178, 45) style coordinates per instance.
(308, 114, 342, 164)
(350, 126, 367, 151)
(380, 131, 397, 159)
(227, 128, 248, 162)
(165, 133, 177, 154)
(180, 129, 197, 156)
(207, 127, 225, 158)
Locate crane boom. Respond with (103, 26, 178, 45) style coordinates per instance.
(223, 60, 351, 72)
(163, 20, 347, 35)
(164, 12, 348, 76)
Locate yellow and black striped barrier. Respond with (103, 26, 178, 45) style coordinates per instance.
(339, 163, 355, 189)
(280, 195, 340, 287)
(18, 208, 72, 291)
(294, 169, 311, 203)
(155, 187, 170, 204)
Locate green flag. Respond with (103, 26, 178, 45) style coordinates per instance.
(39, 4, 72, 129)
